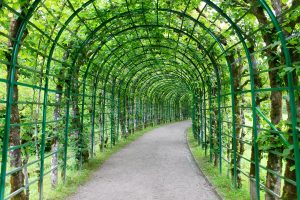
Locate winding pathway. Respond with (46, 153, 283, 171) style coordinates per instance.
(68, 121, 220, 200)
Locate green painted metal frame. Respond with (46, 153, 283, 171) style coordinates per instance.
(0, 0, 299, 200)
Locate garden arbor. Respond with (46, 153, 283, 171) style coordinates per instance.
(0, 0, 299, 200)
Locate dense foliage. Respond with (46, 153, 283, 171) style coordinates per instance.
(0, 0, 299, 200)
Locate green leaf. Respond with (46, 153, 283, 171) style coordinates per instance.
(285, 27, 292, 33)
(282, 148, 291, 157)
(290, 165, 295, 171)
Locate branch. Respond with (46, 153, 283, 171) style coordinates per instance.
(230, 0, 249, 8)
(239, 80, 250, 90)
(257, 95, 269, 104)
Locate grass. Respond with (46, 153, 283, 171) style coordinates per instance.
(186, 127, 250, 200)
(39, 125, 161, 200)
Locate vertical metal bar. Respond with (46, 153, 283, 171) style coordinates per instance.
(90, 82, 97, 157)
(141, 98, 144, 129)
(152, 100, 155, 126)
(127, 97, 130, 131)
(230, 69, 237, 188)
(200, 92, 203, 147)
(116, 89, 121, 142)
(101, 87, 106, 151)
(39, 62, 47, 200)
(0, 1, 40, 199)
(218, 89, 222, 174)
(131, 97, 134, 133)
(63, 80, 71, 182)
(209, 89, 213, 162)
(203, 90, 207, 156)
(168, 101, 170, 122)
(191, 96, 196, 140)
(80, 74, 87, 167)
(136, 97, 139, 128)
(110, 78, 116, 146)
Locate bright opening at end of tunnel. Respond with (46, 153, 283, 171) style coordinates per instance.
(0, 0, 299, 200)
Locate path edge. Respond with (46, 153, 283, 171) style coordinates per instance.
(185, 128, 224, 200)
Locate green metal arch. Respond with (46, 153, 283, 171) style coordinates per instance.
(1, 1, 299, 200)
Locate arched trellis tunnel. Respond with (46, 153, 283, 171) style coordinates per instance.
(0, 0, 299, 199)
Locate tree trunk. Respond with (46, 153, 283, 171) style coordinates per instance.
(71, 86, 84, 165)
(98, 90, 103, 150)
(45, 5, 67, 188)
(51, 82, 63, 188)
(238, 93, 246, 188)
(9, 100, 25, 200)
(265, 50, 283, 199)
(282, 79, 299, 199)
(248, 45, 264, 200)
(249, 4, 283, 199)
(282, 42, 300, 200)
(21, 139, 30, 200)
(248, 3, 297, 198)
(5, 1, 30, 198)
(120, 98, 126, 137)
(281, 2, 300, 198)
(51, 38, 71, 185)
(110, 79, 116, 146)
(228, 50, 243, 187)
(237, 50, 247, 188)
(71, 61, 89, 166)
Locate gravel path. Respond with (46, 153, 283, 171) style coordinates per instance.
(68, 121, 220, 200)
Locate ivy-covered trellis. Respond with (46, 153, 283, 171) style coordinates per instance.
(0, 0, 299, 200)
